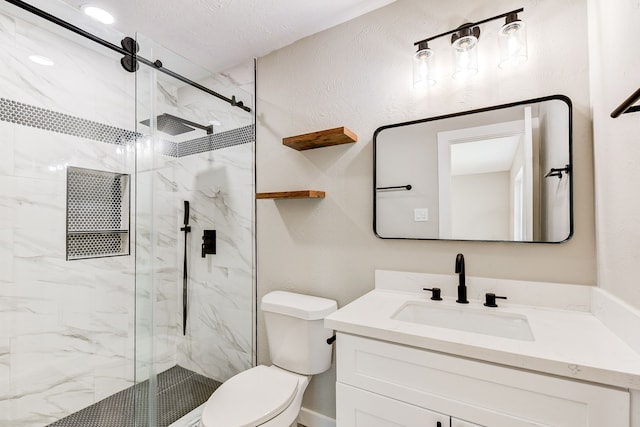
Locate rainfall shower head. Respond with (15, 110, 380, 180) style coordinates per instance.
(140, 113, 213, 136)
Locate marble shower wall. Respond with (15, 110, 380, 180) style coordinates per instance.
(174, 143, 254, 382)
(141, 139, 255, 383)
(146, 69, 255, 382)
(0, 8, 137, 427)
(0, 4, 255, 427)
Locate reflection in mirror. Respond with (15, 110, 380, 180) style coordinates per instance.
(374, 95, 572, 243)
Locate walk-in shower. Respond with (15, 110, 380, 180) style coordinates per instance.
(0, 1, 256, 426)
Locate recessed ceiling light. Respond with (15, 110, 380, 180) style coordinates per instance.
(29, 55, 54, 66)
(81, 5, 115, 25)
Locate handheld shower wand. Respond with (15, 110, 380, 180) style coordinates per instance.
(180, 201, 191, 335)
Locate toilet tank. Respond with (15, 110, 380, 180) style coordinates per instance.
(261, 291, 337, 375)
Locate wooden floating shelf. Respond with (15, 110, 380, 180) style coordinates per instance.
(283, 126, 357, 151)
(256, 190, 326, 200)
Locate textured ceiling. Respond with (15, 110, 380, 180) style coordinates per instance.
(53, 0, 396, 78)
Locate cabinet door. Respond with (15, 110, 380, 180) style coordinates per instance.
(337, 383, 449, 427)
(452, 418, 484, 427)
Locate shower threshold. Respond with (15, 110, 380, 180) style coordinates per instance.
(46, 365, 220, 427)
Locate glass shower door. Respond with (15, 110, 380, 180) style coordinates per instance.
(134, 33, 255, 427)
(0, 2, 137, 426)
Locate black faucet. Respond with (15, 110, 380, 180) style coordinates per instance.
(455, 253, 469, 304)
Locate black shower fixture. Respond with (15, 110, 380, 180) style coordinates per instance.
(3, 0, 251, 113)
(140, 113, 214, 136)
(202, 230, 216, 258)
(181, 201, 191, 335)
(120, 36, 139, 73)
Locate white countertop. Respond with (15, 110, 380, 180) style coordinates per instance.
(324, 271, 640, 390)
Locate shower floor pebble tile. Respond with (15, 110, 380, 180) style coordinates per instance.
(46, 365, 220, 427)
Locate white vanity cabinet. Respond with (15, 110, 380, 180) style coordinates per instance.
(335, 333, 630, 427)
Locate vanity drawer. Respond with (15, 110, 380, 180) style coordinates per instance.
(336, 333, 629, 427)
(337, 383, 449, 427)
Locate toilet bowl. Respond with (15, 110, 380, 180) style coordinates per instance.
(199, 365, 309, 427)
(198, 291, 337, 427)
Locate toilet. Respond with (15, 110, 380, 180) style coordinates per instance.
(199, 291, 337, 427)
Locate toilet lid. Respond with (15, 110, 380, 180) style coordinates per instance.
(201, 366, 299, 427)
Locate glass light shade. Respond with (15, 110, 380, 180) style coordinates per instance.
(498, 20, 527, 68)
(413, 47, 435, 88)
(452, 35, 478, 79)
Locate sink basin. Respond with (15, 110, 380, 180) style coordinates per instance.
(391, 302, 534, 341)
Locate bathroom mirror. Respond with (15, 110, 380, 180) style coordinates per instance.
(374, 95, 572, 242)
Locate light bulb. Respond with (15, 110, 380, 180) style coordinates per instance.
(498, 16, 527, 69)
(452, 34, 478, 79)
(507, 34, 519, 55)
(413, 42, 435, 88)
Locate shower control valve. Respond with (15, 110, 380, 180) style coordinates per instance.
(202, 230, 216, 257)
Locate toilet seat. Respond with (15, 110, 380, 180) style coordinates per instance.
(200, 365, 300, 427)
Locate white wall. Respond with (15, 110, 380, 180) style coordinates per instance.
(588, 0, 640, 308)
(256, 0, 594, 419)
(375, 123, 440, 238)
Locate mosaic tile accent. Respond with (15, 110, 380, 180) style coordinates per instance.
(159, 139, 179, 157)
(0, 97, 254, 157)
(67, 167, 129, 231)
(67, 232, 128, 259)
(176, 125, 254, 157)
(0, 97, 139, 145)
(66, 167, 130, 260)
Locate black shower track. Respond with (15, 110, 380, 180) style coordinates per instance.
(4, 0, 252, 113)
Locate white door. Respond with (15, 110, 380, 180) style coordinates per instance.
(437, 120, 528, 240)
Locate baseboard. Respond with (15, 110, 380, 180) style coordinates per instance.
(297, 407, 336, 427)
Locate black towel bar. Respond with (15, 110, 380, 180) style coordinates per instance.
(376, 184, 412, 191)
(611, 87, 640, 118)
(544, 165, 571, 179)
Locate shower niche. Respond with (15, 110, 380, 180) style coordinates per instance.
(66, 166, 131, 260)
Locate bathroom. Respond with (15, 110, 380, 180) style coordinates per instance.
(2, 0, 639, 426)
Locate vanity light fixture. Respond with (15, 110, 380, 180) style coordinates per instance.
(80, 5, 115, 25)
(412, 7, 526, 86)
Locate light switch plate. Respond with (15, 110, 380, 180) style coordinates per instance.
(414, 208, 428, 222)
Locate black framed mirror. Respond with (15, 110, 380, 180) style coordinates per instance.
(373, 95, 572, 243)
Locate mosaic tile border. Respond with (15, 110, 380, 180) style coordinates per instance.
(0, 97, 254, 157)
(0, 97, 139, 145)
(177, 125, 254, 157)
